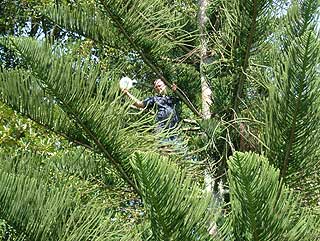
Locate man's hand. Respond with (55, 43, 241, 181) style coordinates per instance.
(121, 88, 144, 108)
(121, 88, 129, 95)
(171, 83, 177, 92)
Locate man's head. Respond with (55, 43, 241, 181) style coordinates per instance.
(154, 79, 167, 94)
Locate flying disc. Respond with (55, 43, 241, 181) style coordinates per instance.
(119, 76, 134, 90)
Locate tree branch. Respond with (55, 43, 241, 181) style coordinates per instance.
(99, 0, 202, 117)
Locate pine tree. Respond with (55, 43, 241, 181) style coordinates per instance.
(0, 0, 319, 240)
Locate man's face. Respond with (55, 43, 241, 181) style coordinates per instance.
(154, 80, 166, 94)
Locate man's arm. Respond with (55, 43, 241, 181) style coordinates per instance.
(122, 89, 145, 108)
(171, 83, 180, 104)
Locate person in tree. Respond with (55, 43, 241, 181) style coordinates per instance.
(122, 78, 180, 141)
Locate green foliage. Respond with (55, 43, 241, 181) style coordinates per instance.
(0, 170, 134, 241)
(44, 0, 203, 112)
(225, 152, 319, 241)
(263, 0, 320, 204)
(0, 37, 161, 192)
(131, 151, 215, 240)
(0, 0, 320, 240)
(0, 145, 145, 240)
(0, 219, 17, 241)
(0, 101, 65, 154)
(206, 0, 277, 114)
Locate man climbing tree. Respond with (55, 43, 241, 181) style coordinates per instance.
(121, 79, 180, 142)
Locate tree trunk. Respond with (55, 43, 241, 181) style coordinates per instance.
(199, 0, 212, 119)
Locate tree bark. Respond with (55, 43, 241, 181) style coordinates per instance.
(199, 0, 212, 119)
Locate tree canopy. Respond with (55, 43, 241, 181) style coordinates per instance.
(0, 0, 319, 240)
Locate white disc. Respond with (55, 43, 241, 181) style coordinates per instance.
(119, 76, 133, 90)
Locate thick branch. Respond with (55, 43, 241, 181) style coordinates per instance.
(232, 0, 258, 113)
(99, 0, 202, 117)
(280, 32, 312, 179)
(11, 40, 141, 195)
